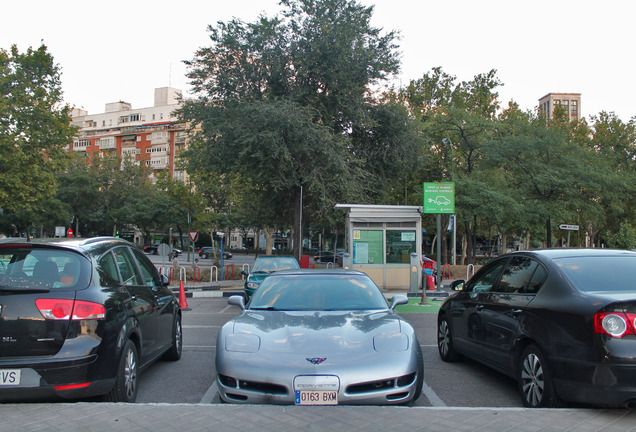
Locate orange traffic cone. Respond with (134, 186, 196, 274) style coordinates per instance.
(178, 280, 191, 311)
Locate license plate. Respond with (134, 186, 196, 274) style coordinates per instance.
(0, 369, 21, 386)
(295, 390, 338, 405)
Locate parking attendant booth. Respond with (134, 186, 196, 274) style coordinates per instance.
(335, 204, 423, 291)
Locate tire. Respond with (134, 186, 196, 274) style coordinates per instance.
(438, 314, 461, 362)
(105, 339, 138, 402)
(517, 344, 563, 408)
(411, 344, 424, 403)
(162, 315, 182, 361)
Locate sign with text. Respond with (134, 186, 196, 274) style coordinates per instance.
(423, 182, 455, 214)
(559, 224, 579, 231)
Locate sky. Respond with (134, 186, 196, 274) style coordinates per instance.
(3, 0, 636, 121)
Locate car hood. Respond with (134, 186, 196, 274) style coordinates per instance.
(228, 310, 406, 354)
(247, 272, 271, 284)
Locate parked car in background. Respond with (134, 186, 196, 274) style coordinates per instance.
(143, 244, 158, 254)
(143, 244, 181, 258)
(437, 248, 636, 408)
(0, 237, 182, 403)
(217, 269, 423, 405)
(198, 247, 232, 260)
(313, 251, 336, 263)
(241, 255, 300, 299)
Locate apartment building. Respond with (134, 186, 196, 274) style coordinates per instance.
(70, 87, 188, 182)
(538, 93, 582, 122)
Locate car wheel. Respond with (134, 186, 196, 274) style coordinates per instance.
(517, 344, 563, 408)
(411, 344, 424, 403)
(105, 339, 138, 402)
(438, 314, 461, 362)
(162, 315, 182, 361)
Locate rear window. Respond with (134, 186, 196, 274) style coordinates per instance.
(0, 246, 90, 290)
(555, 256, 636, 293)
(252, 257, 300, 273)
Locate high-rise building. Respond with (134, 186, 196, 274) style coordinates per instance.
(70, 87, 188, 182)
(538, 93, 582, 122)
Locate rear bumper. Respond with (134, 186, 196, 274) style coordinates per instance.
(552, 358, 636, 407)
(0, 355, 115, 402)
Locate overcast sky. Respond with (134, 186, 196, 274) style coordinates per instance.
(4, 0, 635, 121)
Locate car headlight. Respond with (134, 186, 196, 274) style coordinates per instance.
(373, 333, 408, 352)
(225, 334, 261, 352)
(247, 282, 259, 289)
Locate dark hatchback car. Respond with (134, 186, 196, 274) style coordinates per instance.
(437, 248, 636, 408)
(198, 247, 232, 260)
(0, 237, 182, 402)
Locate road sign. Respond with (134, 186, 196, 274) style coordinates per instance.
(188, 231, 199, 242)
(559, 224, 579, 231)
(423, 182, 455, 214)
(67, 228, 73, 238)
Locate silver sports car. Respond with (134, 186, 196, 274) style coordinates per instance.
(216, 269, 423, 405)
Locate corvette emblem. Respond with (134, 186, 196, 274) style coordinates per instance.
(306, 357, 326, 365)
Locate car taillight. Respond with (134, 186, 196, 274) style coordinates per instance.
(36, 299, 106, 320)
(594, 312, 636, 338)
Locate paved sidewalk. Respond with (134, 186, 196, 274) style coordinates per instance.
(1, 403, 634, 432)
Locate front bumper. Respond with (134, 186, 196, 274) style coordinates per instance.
(216, 370, 420, 405)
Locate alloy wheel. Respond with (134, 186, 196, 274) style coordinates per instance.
(123, 347, 138, 400)
(520, 352, 544, 406)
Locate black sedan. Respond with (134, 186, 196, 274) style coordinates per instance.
(0, 237, 182, 402)
(437, 248, 636, 408)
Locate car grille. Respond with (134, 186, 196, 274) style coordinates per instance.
(218, 374, 288, 395)
(346, 373, 416, 394)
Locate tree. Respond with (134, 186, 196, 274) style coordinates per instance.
(0, 45, 76, 231)
(181, 0, 405, 260)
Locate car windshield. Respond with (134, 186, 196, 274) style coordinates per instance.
(555, 256, 636, 293)
(0, 246, 90, 291)
(251, 257, 299, 273)
(248, 274, 389, 311)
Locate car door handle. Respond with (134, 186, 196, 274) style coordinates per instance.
(511, 309, 523, 315)
(476, 305, 485, 310)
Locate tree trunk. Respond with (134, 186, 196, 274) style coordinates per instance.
(293, 186, 303, 262)
(263, 227, 275, 255)
(546, 217, 552, 248)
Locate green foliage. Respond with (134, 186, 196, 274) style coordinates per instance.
(0, 45, 76, 219)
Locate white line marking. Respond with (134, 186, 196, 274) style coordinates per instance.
(200, 380, 219, 404)
(422, 382, 447, 407)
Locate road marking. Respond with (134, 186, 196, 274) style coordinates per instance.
(422, 382, 447, 407)
(220, 305, 232, 313)
(200, 381, 218, 404)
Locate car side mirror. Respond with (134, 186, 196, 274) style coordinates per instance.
(160, 273, 170, 286)
(390, 294, 408, 311)
(450, 280, 465, 291)
(228, 295, 246, 310)
(241, 270, 248, 276)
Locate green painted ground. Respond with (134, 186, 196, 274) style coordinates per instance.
(395, 297, 442, 313)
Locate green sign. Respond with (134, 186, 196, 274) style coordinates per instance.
(423, 182, 455, 214)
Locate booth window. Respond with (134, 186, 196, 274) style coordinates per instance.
(353, 230, 384, 264)
(386, 230, 416, 264)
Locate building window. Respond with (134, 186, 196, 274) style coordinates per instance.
(352, 230, 383, 264)
(571, 100, 578, 115)
(386, 230, 416, 264)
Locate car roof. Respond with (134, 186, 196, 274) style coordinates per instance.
(511, 248, 636, 260)
(0, 236, 136, 256)
(264, 268, 369, 277)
